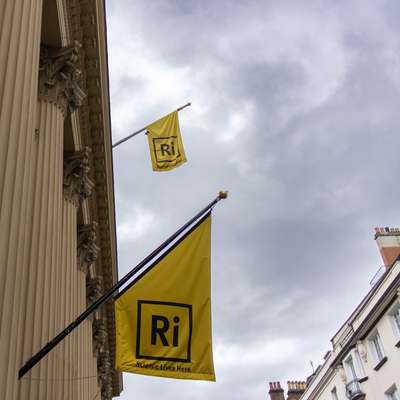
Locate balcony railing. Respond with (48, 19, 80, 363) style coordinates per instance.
(346, 380, 366, 400)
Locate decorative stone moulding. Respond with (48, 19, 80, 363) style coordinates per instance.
(336, 365, 346, 382)
(38, 40, 86, 115)
(86, 275, 103, 304)
(97, 350, 111, 384)
(101, 378, 113, 400)
(77, 222, 100, 271)
(64, 147, 95, 205)
(98, 349, 113, 398)
(357, 340, 368, 362)
(92, 317, 108, 353)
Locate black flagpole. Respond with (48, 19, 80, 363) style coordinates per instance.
(112, 102, 191, 148)
(18, 191, 227, 379)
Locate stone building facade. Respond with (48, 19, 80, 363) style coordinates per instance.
(0, 0, 122, 398)
(271, 228, 400, 400)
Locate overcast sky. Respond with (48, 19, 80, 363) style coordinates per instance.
(106, 1, 400, 399)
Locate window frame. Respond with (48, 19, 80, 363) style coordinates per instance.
(388, 302, 400, 345)
(343, 349, 366, 382)
(368, 330, 387, 369)
(385, 384, 400, 400)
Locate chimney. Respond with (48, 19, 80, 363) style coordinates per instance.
(268, 382, 285, 400)
(287, 381, 306, 400)
(375, 227, 400, 269)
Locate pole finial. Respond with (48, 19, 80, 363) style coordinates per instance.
(218, 191, 228, 199)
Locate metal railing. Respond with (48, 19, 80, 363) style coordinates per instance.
(345, 380, 365, 400)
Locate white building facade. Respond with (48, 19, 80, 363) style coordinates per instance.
(300, 228, 400, 400)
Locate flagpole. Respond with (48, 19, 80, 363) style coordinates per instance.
(18, 191, 227, 379)
(112, 102, 191, 149)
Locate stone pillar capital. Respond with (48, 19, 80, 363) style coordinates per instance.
(64, 147, 94, 205)
(38, 41, 86, 115)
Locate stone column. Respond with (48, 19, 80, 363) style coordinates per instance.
(0, 1, 42, 398)
(17, 42, 86, 400)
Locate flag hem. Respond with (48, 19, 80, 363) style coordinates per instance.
(116, 366, 216, 382)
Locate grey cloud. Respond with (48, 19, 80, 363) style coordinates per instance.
(107, 1, 400, 399)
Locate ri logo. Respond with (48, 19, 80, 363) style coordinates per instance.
(136, 300, 192, 362)
(152, 136, 181, 164)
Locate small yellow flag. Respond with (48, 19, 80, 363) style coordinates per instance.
(146, 111, 187, 171)
(115, 214, 215, 381)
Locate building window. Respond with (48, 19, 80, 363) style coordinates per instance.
(394, 309, 400, 333)
(344, 355, 357, 381)
(368, 330, 387, 369)
(331, 387, 339, 400)
(389, 303, 400, 344)
(343, 350, 366, 381)
(385, 385, 400, 400)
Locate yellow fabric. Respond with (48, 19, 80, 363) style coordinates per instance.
(115, 215, 215, 381)
(146, 111, 187, 171)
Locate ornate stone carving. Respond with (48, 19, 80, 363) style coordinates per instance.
(357, 340, 368, 362)
(92, 317, 108, 353)
(64, 147, 94, 204)
(87, 275, 103, 304)
(98, 349, 111, 384)
(101, 379, 113, 400)
(38, 41, 86, 114)
(77, 222, 99, 271)
(336, 365, 346, 382)
(98, 349, 113, 400)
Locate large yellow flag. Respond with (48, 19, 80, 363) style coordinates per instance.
(115, 213, 215, 381)
(146, 111, 187, 171)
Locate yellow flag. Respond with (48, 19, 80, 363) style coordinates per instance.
(115, 214, 215, 381)
(146, 111, 187, 171)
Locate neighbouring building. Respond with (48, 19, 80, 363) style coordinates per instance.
(279, 227, 400, 400)
(268, 381, 307, 400)
(0, 1, 122, 399)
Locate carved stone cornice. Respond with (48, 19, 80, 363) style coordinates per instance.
(92, 317, 108, 353)
(77, 222, 99, 271)
(38, 41, 86, 115)
(87, 275, 103, 304)
(64, 147, 94, 205)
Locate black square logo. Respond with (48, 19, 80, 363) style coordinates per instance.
(136, 300, 192, 362)
(152, 136, 181, 163)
